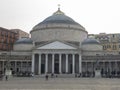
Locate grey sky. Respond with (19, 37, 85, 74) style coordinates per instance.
(0, 0, 120, 34)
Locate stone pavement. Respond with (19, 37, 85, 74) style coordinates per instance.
(0, 76, 120, 90)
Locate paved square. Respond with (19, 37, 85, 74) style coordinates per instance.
(0, 77, 120, 90)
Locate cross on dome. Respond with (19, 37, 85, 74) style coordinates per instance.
(53, 4, 65, 15)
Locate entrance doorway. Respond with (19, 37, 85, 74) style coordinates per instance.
(41, 64, 45, 74)
(55, 63, 59, 74)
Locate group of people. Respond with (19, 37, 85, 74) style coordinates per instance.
(45, 73, 58, 80)
(0, 75, 8, 81)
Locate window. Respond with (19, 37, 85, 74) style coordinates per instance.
(113, 45, 117, 50)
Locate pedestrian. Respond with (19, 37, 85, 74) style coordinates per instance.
(45, 74, 48, 80)
(75, 74, 77, 78)
(5, 75, 8, 81)
(51, 73, 54, 78)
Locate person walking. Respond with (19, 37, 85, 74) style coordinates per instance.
(5, 75, 8, 81)
(45, 74, 48, 80)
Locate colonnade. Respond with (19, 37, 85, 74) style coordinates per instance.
(0, 61, 31, 74)
(32, 53, 82, 75)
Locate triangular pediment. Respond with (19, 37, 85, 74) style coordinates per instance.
(37, 41, 76, 49)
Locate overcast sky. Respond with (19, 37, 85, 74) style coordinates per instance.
(0, 0, 120, 34)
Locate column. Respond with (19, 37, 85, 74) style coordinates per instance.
(26, 61, 28, 72)
(45, 54, 48, 74)
(103, 62, 105, 71)
(115, 61, 118, 71)
(116, 61, 118, 76)
(15, 61, 17, 73)
(32, 54, 34, 73)
(92, 62, 94, 72)
(109, 62, 112, 72)
(86, 62, 87, 72)
(109, 62, 111, 74)
(66, 54, 68, 73)
(3, 61, 4, 73)
(59, 54, 62, 74)
(79, 54, 82, 73)
(52, 54, 54, 73)
(39, 54, 41, 75)
(72, 54, 75, 74)
(21, 61, 23, 71)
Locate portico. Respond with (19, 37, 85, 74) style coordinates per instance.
(32, 53, 82, 75)
(31, 41, 82, 75)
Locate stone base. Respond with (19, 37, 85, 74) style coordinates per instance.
(5, 70, 12, 76)
(95, 70, 101, 78)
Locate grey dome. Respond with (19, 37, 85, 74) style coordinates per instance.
(32, 9, 85, 30)
(37, 14, 79, 25)
(15, 38, 33, 44)
(82, 38, 100, 45)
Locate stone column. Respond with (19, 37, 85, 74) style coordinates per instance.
(3, 61, 4, 73)
(72, 54, 75, 74)
(59, 54, 62, 74)
(45, 54, 48, 74)
(66, 54, 68, 73)
(52, 54, 54, 73)
(15, 61, 17, 73)
(103, 62, 105, 70)
(21, 61, 23, 72)
(115, 61, 118, 76)
(32, 54, 35, 73)
(39, 54, 41, 75)
(86, 62, 87, 72)
(79, 54, 82, 73)
(115, 61, 118, 71)
(109, 62, 111, 74)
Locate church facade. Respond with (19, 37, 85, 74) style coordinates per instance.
(0, 8, 120, 77)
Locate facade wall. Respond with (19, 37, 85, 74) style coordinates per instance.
(31, 28, 87, 43)
(82, 44, 102, 51)
(1, 53, 120, 77)
(13, 44, 33, 51)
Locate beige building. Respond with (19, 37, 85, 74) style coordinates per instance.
(89, 33, 120, 51)
(0, 8, 120, 77)
(11, 29, 29, 39)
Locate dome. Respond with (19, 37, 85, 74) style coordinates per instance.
(32, 8, 85, 30)
(30, 8, 87, 43)
(82, 38, 100, 45)
(14, 38, 33, 44)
